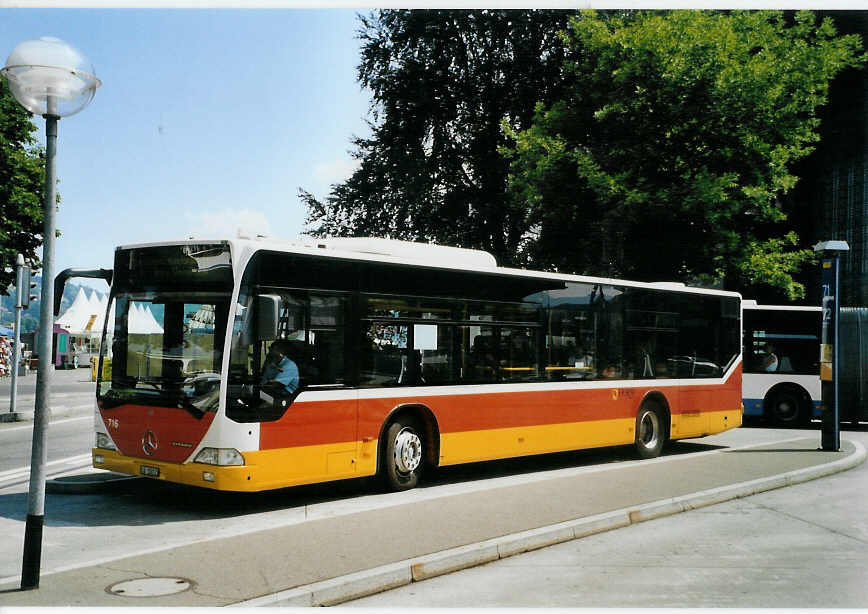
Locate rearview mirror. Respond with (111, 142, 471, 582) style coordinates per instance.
(257, 294, 280, 341)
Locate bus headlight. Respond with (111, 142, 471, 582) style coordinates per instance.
(96, 432, 117, 451)
(194, 448, 245, 466)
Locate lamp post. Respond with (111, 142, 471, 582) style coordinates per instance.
(1, 36, 100, 590)
(814, 240, 850, 452)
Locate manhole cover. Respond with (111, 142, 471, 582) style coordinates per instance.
(107, 577, 192, 597)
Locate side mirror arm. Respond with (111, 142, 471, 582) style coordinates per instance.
(54, 268, 113, 316)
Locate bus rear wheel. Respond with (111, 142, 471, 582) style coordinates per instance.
(635, 402, 666, 459)
(767, 389, 803, 427)
(382, 417, 424, 491)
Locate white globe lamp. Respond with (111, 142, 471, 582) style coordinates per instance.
(1, 36, 101, 117)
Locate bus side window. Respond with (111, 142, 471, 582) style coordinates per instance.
(543, 283, 597, 381)
(360, 322, 408, 387)
(500, 327, 539, 381)
(467, 329, 499, 383)
(306, 294, 347, 386)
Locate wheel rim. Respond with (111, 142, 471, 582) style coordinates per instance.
(393, 427, 422, 474)
(773, 396, 798, 422)
(639, 409, 660, 449)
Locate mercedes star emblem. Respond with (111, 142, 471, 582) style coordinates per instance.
(142, 429, 158, 456)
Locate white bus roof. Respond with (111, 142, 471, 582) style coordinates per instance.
(115, 236, 742, 299)
(742, 300, 820, 311)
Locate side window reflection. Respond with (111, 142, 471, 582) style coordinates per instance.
(227, 291, 347, 423)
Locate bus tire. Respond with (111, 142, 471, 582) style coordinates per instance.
(634, 402, 666, 459)
(382, 416, 424, 491)
(767, 388, 803, 427)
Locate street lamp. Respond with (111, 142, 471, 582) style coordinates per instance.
(814, 240, 850, 452)
(1, 36, 101, 590)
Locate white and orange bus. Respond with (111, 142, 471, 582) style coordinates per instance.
(83, 237, 742, 492)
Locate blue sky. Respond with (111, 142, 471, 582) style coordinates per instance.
(1, 9, 371, 289)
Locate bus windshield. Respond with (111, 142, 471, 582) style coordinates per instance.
(97, 244, 232, 417)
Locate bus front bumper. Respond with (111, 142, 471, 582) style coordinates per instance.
(92, 449, 257, 491)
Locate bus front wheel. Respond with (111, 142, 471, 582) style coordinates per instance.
(382, 417, 424, 491)
(635, 402, 666, 459)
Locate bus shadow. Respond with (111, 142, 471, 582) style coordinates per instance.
(742, 418, 867, 433)
(726, 448, 825, 454)
(0, 441, 726, 528)
(842, 422, 868, 433)
(0, 476, 375, 529)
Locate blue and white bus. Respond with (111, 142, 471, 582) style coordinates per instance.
(742, 301, 821, 426)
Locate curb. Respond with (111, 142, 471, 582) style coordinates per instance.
(234, 439, 867, 608)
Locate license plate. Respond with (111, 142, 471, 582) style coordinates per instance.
(140, 465, 160, 477)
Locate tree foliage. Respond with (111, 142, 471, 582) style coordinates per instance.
(503, 10, 865, 298)
(301, 9, 575, 266)
(0, 79, 46, 290)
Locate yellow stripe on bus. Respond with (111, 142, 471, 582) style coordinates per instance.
(93, 441, 370, 492)
(439, 408, 741, 466)
(93, 408, 740, 492)
(438, 418, 636, 466)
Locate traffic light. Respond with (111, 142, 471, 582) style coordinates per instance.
(18, 265, 38, 308)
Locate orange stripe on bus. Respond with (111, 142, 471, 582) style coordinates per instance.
(260, 365, 741, 451)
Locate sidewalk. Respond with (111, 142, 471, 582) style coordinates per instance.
(0, 434, 863, 607)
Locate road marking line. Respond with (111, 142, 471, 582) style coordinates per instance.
(0, 453, 92, 481)
(0, 414, 91, 433)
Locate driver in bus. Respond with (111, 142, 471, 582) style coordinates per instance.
(261, 340, 299, 397)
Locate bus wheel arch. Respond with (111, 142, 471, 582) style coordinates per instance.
(764, 384, 810, 427)
(377, 404, 440, 491)
(634, 393, 670, 459)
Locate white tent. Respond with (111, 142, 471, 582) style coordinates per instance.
(57, 290, 163, 336)
(56, 288, 104, 335)
(55, 288, 108, 367)
(87, 290, 104, 330)
(54, 290, 163, 367)
(129, 302, 163, 335)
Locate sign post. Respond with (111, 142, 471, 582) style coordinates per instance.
(9, 255, 34, 417)
(814, 240, 849, 452)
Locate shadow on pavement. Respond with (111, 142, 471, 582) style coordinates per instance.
(741, 418, 867, 433)
(727, 448, 828, 454)
(0, 440, 725, 529)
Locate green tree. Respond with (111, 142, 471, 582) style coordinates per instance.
(0, 78, 46, 290)
(301, 9, 575, 266)
(503, 10, 865, 299)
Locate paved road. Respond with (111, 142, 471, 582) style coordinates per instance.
(348, 427, 868, 608)
(0, 426, 861, 607)
(0, 415, 92, 470)
(0, 367, 95, 476)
